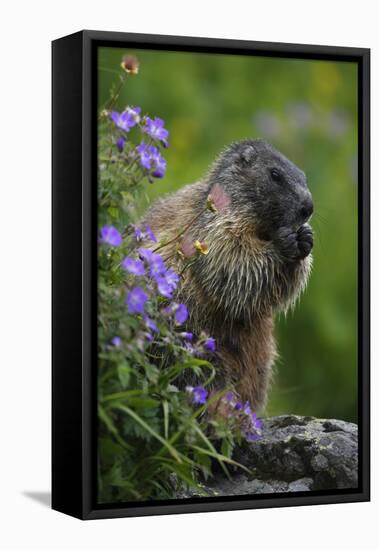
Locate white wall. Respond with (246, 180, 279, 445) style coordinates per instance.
(0, 1, 376, 548)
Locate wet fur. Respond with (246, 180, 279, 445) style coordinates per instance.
(141, 142, 312, 410)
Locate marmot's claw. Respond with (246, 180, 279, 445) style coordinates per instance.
(275, 224, 313, 261)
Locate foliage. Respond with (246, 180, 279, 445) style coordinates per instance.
(97, 64, 262, 503)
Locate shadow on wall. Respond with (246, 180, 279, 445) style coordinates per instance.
(22, 491, 51, 508)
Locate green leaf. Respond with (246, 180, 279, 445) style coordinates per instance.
(112, 403, 182, 463)
(98, 405, 130, 450)
(101, 389, 143, 403)
(107, 206, 119, 219)
(162, 400, 169, 440)
(117, 361, 130, 388)
(221, 438, 233, 459)
(192, 443, 250, 474)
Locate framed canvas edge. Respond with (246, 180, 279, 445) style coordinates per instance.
(53, 30, 370, 520)
(81, 29, 370, 58)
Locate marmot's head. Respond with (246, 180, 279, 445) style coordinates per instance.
(207, 139, 313, 240)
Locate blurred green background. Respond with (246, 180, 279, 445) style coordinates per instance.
(98, 47, 358, 422)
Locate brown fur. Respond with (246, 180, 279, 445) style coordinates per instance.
(142, 181, 311, 411)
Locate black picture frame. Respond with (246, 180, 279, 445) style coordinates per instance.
(52, 30, 370, 520)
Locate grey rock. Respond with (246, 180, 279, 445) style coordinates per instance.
(233, 415, 358, 491)
(175, 415, 358, 498)
(288, 478, 313, 492)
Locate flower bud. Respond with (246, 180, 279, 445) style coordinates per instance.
(121, 55, 139, 75)
(206, 194, 218, 213)
(194, 240, 209, 255)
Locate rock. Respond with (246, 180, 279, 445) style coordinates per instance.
(234, 415, 358, 491)
(175, 415, 358, 498)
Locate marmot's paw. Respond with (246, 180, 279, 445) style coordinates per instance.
(275, 224, 313, 261)
(296, 224, 313, 259)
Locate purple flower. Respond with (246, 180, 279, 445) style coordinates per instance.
(242, 409, 263, 442)
(150, 256, 166, 278)
(138, 248, 154, 263)
(126, 287, 148, 314)
(138, 247, 154, 261)
(134, 225, 157, 243)
(183, 341, 195, 355)
(126, 106, 141, 122)
(165, 269, 180, 290)
(186, 385, 208, 405)
(244, 419, 263, 441)
(175, 303, 188, 325)
(204, 337, 216, 352)
(222, 392, 243, 413)
(155, 275, 174, 299)
(180, 332, 193, 341)
(151, 150, 167, 178)
(151, 152, 166, 178)
(144, 315, 158, 333)
(134, 226, 143, 241)
(111, 107, 141, 132)
(137, 143, 154, 170)
(145, 225, 157, 243)
(122, 256, 145, 276)
(136, 143, 167, 178)
(161, 304, 174, 316)
(243, 401, 253, 417)
(251, 412, 263, 431)
(101, 225, 122, 247)
(111, 336, 122, 347)
(153, 268, 179, 299)
(143, 117, 169, 147)
(224, 392, 235, 402)
(138, 248, 166, 277)
(116, 136, 125, 152)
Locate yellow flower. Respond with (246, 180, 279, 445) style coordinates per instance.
(206, 194, 218, 213)
(194, 240, 209, 255)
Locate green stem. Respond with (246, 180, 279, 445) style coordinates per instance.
(179, 259, 196, 277)
(98, 73, 128, 120)
(152, 208, 207, 253)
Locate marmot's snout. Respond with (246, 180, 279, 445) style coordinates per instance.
(297, 191, 314, 227)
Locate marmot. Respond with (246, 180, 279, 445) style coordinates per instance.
(142, 139, 313, 411)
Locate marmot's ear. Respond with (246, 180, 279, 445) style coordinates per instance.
(240, 145, 257, 164)
(209, 183, 231, 211)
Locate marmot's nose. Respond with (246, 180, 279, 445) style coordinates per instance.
(299, 198, 314, 222)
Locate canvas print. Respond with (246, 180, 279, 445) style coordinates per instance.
(97, 47, 358, 505)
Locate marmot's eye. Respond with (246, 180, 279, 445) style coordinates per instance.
(270, 169, 283, 183)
